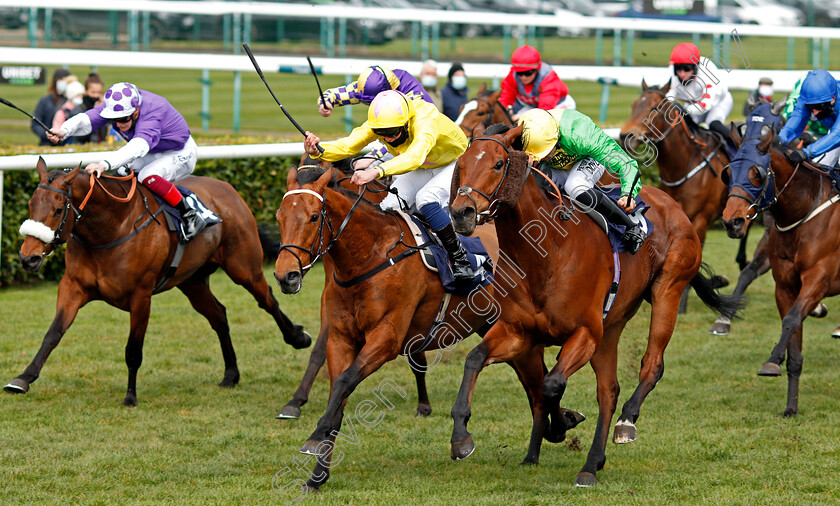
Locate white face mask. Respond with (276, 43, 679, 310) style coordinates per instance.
(758, 85, 773, 98)
(72, 96, 82, 106)
(421, 75, 437, 89)
(451, 75, 468, 90)
(56, 80, 68, 94)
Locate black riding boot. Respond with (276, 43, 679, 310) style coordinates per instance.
(830, 168, 840, 194)
(435, 223, 476, 280)
(575, 189, 645, 254)
(176, 199, 206, 243)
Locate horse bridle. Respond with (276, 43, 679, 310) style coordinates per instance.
(455, 136, 513, 225)
(277, 178, 368, 273)
(460, 96, 514, 136)
(35, 183, 82, 252)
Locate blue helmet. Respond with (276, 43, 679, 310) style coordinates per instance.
(799, 70, 838, 105)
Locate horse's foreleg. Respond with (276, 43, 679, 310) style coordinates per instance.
(123, 294, 152, 407)
(509, 346, 550, 465)
(231, 268, 311, 350)
(4, 278, 89, 394)
(178, 277, 239, 388)
(300, 328, 399, 457)
(278, 322, 329, 420)
(409, 352, 432, 417)
(575, 330, 620, 488)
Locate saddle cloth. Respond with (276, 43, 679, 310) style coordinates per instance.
(394, 209, 494, 296)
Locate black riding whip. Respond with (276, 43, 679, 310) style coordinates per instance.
(0, 96, 51, 132)
(242, 43, 324, 154)
(306, 55, 328, 112)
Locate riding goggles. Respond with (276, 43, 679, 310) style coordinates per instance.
(516, 69, 538, 77)
(372, 126, 403, 138)
(112, 115, 133, 124)
(673, 64, 696, 73)
(808, 101, 834, 112)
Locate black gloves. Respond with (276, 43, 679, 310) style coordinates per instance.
(787, 148, 809, 164)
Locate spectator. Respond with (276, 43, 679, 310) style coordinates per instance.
(51, 81, 85, 144)
(418, 59, 443, 111)
(743, 77, 774, 116)
(77, 72, 112, 144)
(441, 62, 469, 121)
(32, 68, 71, 145)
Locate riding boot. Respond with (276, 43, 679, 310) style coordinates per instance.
(576, 189, 645, 254)
(435, 223, 476, 280)
(709, 120, 735, 154)
(176, 198, 206, 243)
(830, 168, 840, 194)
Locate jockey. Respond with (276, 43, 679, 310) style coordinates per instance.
(518, 108, 646, 254)
(665, 42, 733, 141)
(303, 90, 476, 279)
(317, 65, 434, 117)
(780, 69, 840, 188)
(499, 45, 575, 122)
(47, 82, 204, 242)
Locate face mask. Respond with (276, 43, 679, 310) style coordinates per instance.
(758, 85, 773, 99)
(421, 75, 437, 89)
(82, 95, 98, 109)
(71, 97, 82, 106)
(384, 128, 409, 147)
(451, 75, 468, 90)
(56, 80, 68, 94)
(815, 106, 834, 121)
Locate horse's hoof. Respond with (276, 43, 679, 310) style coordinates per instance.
(451, 436, 475, 460)
(276, 404, 301, 419)
(3, 378, 29, 394)
(613, 420, 638, 444)
(809, 303, 828, 318)
(302, 484, 319, 495)
(711, 275, 730, 289)
(288, 330, 312, 350)
(709, 321, 731, 336)
(562, 409, 586, 430)
(122, 396, 138, 407)
(782, 408, 798, 417)
(415, 404, 432, 417)
(300, 439, 326, 456)
(758, 362, 782, 376)
(519, 457, 538, 466)
(218, 372, 240, 388)
(831, 326, 840, 339)
(574, 472, 598, 487)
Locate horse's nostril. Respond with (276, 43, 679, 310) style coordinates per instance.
(285, 271, 301, 284)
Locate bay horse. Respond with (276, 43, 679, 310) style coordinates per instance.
(448, 123, 742, 486)
(273, 166, 584, 491)
(8, 158, 311, 406)
(720, 125, 840, 416)
(621, 79, 770, 327)
(456, 85, 514, 138)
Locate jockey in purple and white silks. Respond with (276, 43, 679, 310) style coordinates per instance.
(47, 82, 205, 241)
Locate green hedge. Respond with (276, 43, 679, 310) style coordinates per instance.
(1, 156, 299, 287)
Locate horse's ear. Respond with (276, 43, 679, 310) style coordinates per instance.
(502, 124, 524, 147)
(63, 163, 81, 186)
(36, 156, 48, 182)
(315, 165, 333, 190)
(770, 98, 786, 116)
(729, 121, 743, 147)
(757, 127, 774, 154)
(478, 83, 487, 94)
(660, 81, 671, 94)
(474, 122, 486, 137)
(641, 78, 648, 91)
(286, 166, 299, 190)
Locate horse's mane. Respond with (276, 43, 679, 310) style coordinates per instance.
(483, 123, 524, 151)
(299, 155, 354, 175)
(294, 165, 388, 212)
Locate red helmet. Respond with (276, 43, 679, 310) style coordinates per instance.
(511, 45, 541, 72)
(670, 43, 700, 65)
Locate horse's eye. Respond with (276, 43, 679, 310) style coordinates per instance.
(494, 160, 504, 170)
(53, 208, 62, 217)
(309, 213, 319, 223)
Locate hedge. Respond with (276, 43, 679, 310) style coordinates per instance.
(1, 155, 300, 287)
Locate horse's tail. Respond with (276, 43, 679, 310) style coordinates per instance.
(258, 225, 281, 261)
(689, 263, 747, 320)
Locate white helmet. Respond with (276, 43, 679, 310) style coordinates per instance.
(100, 82, 142, 119)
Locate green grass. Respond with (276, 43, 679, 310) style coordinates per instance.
(2, 228, 840, 504)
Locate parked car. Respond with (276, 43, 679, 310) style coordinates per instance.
(770, 0, 834, 26)
(0, 7, 25, 29)
(716, 0, 804, 26)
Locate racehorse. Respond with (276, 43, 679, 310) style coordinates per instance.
(9, 158, 311, 406)
(621, 80, 772, 326)
(720, 125, 840, 416)
(456, 85, 514, 138)
(448, 122, 742, 486)
(273, 166, 585, 491)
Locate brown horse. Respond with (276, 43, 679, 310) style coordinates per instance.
(721, 128, 840, 416)
(273, 166, 585, 491)
(456, 85, 514, 138)
(448, 123, 742, 486)
(8, 158, 311, 406)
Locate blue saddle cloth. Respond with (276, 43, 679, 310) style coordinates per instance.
(408, 215, 494, 296)
(153, 186, 223, 241)
(600, 186, 654, 254)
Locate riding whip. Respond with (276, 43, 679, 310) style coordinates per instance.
(242, 43, 324, 154)
(306, 56, 328, 112)
(0, 96, 51, 132)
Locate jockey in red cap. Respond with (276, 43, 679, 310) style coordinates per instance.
(499, 45, 574, 121)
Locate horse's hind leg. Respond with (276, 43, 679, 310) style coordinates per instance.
(277, 322, 328, 419)
(5, 278, 89, 394)
(225, 265, 311, 350)
(408, 352, 432, 417)
(124, 294, 153, 407)
(509, 346, 550, 465)
(178, 277, 239, 387)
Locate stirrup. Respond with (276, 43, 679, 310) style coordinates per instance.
(622, 225, 645, 254)
(450, 253, 476, 281)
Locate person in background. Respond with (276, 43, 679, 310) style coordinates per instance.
(743, 77, 774, 116)
(51, 81, 86, 144)
(418, 59, 443, 111)
(32, 68, 71, 145)
(441, 62, 469, 121)
(499, 45, 574, 122)
(77, 72, 113, 144)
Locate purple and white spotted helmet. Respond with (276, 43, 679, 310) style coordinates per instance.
(100, 82, 142, 119)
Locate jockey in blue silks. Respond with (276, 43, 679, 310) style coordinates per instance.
(779, 69, 840, 190)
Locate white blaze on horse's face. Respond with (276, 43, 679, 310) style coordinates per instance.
(19, 219, 56, 245)
(454, 100, 479, 126)
(472, 151, 485, 164)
